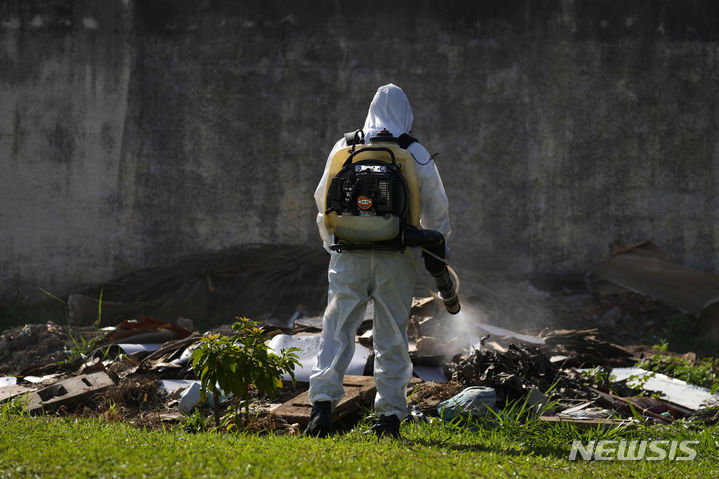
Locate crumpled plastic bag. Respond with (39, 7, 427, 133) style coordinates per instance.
(437, 386, 496, 420)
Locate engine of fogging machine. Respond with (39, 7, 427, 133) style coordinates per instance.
(402, 227, 460, 314)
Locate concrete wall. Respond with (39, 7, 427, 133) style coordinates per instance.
(2, 0, 719, 300)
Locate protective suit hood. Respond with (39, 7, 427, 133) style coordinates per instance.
(363, 84, 414, 138)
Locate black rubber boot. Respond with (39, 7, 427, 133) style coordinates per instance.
(363, 414, 401, 439)
(304, 401, 332, 437)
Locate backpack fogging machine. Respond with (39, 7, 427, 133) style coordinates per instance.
(323, 129, 461, 314)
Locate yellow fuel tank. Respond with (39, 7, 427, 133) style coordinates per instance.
(323, 141, 420, 241)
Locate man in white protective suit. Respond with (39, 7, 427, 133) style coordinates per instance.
(305, 84, 452, 438)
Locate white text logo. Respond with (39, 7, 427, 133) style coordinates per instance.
(568, 440, 698, 461)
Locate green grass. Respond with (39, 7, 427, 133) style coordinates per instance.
(1, 413, 717, 478)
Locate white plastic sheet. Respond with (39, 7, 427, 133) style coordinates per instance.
(159, 379, 197, 395)
(117, 344, 163, 355)
(0, 376, 17, 388)
(412, 365, 448, 383)
(470, 323, 546, 350)
(268, 334, 371, 382)
(583, 367, 719, 411)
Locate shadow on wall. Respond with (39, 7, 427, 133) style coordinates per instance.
(62, 247, 597, 333)
(65, 244, 330, 331)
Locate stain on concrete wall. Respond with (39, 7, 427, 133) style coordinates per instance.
(1, 0, 719, 299)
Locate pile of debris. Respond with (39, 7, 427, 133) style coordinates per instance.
(1, 297, 716, 433)
(448, 344, 597, 405)
(535, 328, 635, 368)
(1, 239, 718, 432)
(0, 322, 76, 375)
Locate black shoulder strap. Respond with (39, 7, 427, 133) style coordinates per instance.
(344, 129, 365, 146)
(345, 130, 417, 149)
(397, 133, 418, 150)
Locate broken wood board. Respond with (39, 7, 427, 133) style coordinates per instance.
(271, 376, 422, 427)
(25, 372, 115, 414)
(271, 375, 376, 427)
(539, 415, 635, 428)
(0, 385, 35, 403)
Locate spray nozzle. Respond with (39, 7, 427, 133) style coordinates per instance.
(434, 266, 461, 315)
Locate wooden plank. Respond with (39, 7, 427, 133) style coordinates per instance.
(272, 375, 376, 427)
(25, 372, 115, 414)
(0, 385, 35, 403)
(539, 415, 635, 428)
(273, 376, 422, 427)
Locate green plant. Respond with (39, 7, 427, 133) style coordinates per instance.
(580, 365, 616, 387)
(191, 316, 301, 428)
(637, 340, 719, 394)
(625, 370, 657, 394)
(182, 409, 211, 433)
(101, 400, 123, 423)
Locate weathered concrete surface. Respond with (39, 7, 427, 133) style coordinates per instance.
(2, 0, 719, 301)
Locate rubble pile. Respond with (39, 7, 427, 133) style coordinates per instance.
(2, 239, 719, 431)
(448, 344, 596, 404)
(408, 381, 465, 414)
(581, 293, 687, 344)
(99, 376, 163, 413)
(0, 322, 76, 375)
(0, 300, 716, 431)
(536, 328, 635, 368)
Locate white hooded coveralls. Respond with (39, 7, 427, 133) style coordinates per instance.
(309, 84, 451, 419)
